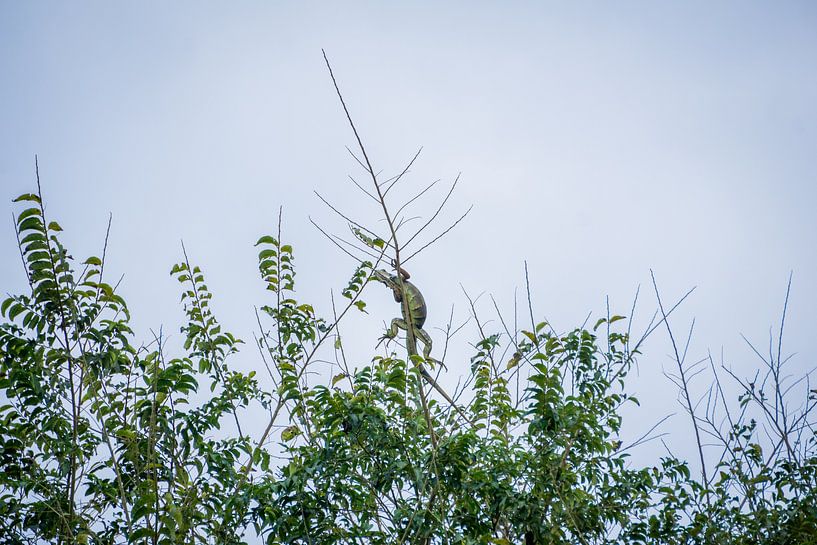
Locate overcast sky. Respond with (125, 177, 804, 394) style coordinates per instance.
(2, 1, 816, 473)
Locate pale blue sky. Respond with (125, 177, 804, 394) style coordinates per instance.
(2, 1, 817, 472)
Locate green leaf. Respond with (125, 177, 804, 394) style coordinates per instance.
(331, 373, 347, 386)
(15, 207, 41, 223)
(506, 352, 521, 369)
(20, 232, 45, 245)
(129, 527, 154, 540)
(18, 216, 44, 233)
(47, 221, 63, 232)
(8, 303, 25, 321)
(256, 235, 278, 246)
(281, 425, 301, 442)
(13, 193, 41, 203)
(0, 297, 13, 317)
(84, 256, 102, 266)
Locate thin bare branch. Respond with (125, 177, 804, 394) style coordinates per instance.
(345, 146, 372, 175)
(309, 217, 373, 264)
(619, 413, 675, 453)
(403, 174, 460, 248)
(347, 174, 380, 203)
(383, 147, 423, 196)
(394, 179, 440, 218)
(651, 269, 710, 503)
(403, 206, 472, 264)
(314, 190, 383, 243)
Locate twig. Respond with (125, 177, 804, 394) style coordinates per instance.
(403, 174, 460, 249)
(650, 270, 709, 505)
(402, 205, 472, 264)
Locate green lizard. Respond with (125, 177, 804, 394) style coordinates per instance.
(372, 264, 471, 423)
(372, 265, 433, 359)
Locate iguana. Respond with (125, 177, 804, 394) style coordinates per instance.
(372, 265, 433, 359)
(372, 264, 471, 423)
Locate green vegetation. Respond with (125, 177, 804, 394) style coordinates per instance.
(2, 67, 815, 544)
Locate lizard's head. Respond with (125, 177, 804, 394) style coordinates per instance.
(371, 269, 394, 285)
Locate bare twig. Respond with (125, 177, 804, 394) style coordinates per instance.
(382, 147, 423, 196)
(651, 270, 709, 504)
(403, 174, 460, 249)
(402, 205, 472, 264)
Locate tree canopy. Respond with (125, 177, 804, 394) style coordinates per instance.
(2, 67, 816, 544)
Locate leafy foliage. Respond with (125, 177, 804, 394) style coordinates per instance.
(0, 187, 266, 544)
(1, 182, 815, 545)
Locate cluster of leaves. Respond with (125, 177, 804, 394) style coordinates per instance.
(2, 187, 816, 544)
(0, 189, 267, 544)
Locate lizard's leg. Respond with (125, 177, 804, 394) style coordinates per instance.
(414, 327, 433, 359)
(415, 328, 448, 370)
(378, 318, 407, 347)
